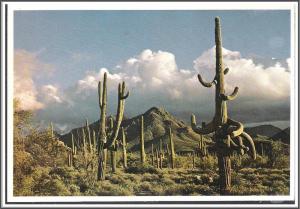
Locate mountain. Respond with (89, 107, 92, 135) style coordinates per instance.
(244, 125, 282, 138)
(269, 127, 290, 144)
(59, 107, 212, 152)
(60, 108, 290, 153)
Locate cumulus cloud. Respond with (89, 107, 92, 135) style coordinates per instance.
(25, 47, 290, 133)
(14, 49, 52, 110)
(193, 46, 290, 100)
(40, 85, 63, 103)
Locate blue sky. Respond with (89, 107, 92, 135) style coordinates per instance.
(14, 10, 291, 132)
(15, 10, 290, 88)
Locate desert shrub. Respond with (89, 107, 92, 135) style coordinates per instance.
(125, 164, 159, 174)
(198, 155, 218, 170)
(271, 180, 289, 195)
(31, 167, 71, 196)
(93, 181, 133, 196)
(141, 173, 160, 182)
(269, 141, 289, 169)
(106, 173, 127, 184)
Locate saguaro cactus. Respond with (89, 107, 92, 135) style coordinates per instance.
(155, 148, 159, 169)
(92, 130, 96, 153)
(86, 119, 92, 152)
(191, 17, 256, 195)
(108, 116, 117, 173)
(121, 127, 127, 168)
(168, 127, 175, 169)
(151, 143, 155, 166)
(97, 72, 129, 180)
(140, 115, 146, 164)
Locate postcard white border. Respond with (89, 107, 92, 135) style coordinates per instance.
(1, 1, 298, 208)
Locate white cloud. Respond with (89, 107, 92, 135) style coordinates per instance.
(25, 47, 290, 133)
(193, 46, 290, 101)
(40, 85, 63, 103)
(14, 49, 49, 110)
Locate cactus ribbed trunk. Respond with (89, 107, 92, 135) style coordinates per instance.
(108, 117, 117, 173)
(82, 128, 87, 166)
(155, 148, 159, 169)
(218, 154, 231, 195)
(71, 133, 75, 155)
(169, 127, 175, 169)
(86, 119, 92, 152)
(140, 115, 146, 164)
(92, 130, 96, 153)
(97, 73, 107, 181)
(151, 143, 154, 166)
(121, 127, 127, 168)
(110, 143, 117, 173)
(159, 153, 163, 169)
(97, 72, 129, 180)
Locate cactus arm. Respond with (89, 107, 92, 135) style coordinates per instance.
(241, 132, 256, 160)
(105, 82, 129, 149)
(228, 136, 239, 148)
(224, 67, 229, 75)
(191, 114, 215, 135)
(98, 81, 102, 108)
(120, 82, 130, 100)
(237, 136, 249, 151)
(227, 118, 244, 138)
(221, 87, 239, 101)
(197, 74, 215, 88)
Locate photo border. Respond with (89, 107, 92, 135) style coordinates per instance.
(1, 1, 298, 208)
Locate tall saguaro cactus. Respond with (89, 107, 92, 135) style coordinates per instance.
(121, 127, 127, 168)
(97, 72, 129, 180)
(168, 127, 175, 169)
(191, 17, 256, 195)
(85, 119, 92, 152)
(140, 115, 146, 164)
(108, 116, 117, 173)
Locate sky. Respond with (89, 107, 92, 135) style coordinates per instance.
(14, 10, 291, 133)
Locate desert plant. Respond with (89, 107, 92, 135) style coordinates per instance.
(97, 72, 129, 180)
(168, 127, 176, 169)
(108, 116, 117, 173)
(191, 17, 256, 195)
(121, 127, 128, 168)
(140, 115, 146, 164)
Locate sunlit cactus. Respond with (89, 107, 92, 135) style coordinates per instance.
(168, 127, 176, 169)
(191, 17, 256, 195)
(121, 127, 127, 168)
(140, 115, 146, 164)
(151, 143, 154, 166)
(85, 119, 92, 153)
(97, 72, 129, 180)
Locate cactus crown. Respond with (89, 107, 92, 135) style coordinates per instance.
(191, 17, 256, 160)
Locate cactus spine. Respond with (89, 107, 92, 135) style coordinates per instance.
(191, 17, 256, 195)
(140, 115, 146, 164)
(97, 72, 129, 180)
(168, 127, 175, 169)
(121, 127, 127, 168)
